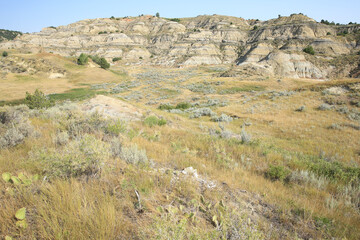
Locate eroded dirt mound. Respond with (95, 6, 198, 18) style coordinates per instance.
(82, 95, 143, 121)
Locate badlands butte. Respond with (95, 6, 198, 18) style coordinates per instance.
(1, 13, 360, 79)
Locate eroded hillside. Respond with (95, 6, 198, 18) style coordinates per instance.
(1, 14, 360, 79)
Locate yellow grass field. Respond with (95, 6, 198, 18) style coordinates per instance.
(1, 53, 359, 239)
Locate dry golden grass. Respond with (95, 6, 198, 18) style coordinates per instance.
(0, 57, 359, 239)
(0, 52, 128, 101)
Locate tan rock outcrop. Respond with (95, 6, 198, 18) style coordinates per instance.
(1, 14, 359, 78)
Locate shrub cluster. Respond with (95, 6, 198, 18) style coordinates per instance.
(120, 144, 150, 166)
(53, 131, 69, 146)
(90, 55, 110, 69)
(320, 19, 336, 25)
(308, 157, 360, 184)
(189, 108, 216, 119)
(318, 103, 333, 111)
(0, 105, 35, 149)
(25, 89, 54, 109)
(30, 135, 110, 178)
(105, 119, 127, 136)
(168, 18, 180, 22)
(158, 102, 191, 111)
(240, 128, 251, 143)
(110, 137, 122, 158)
(266, 165, 291, 182)
(158, 104, 174, 111)
(303, 46, 315, 55)
(211, 114, 233, 123)
(290, 170, 329, 189)
(144, 116, 167, 127)
(185, 82, 216, 94)
(337, 30, 348, 36)
(77, 54, 110, 69)
(77, 53, 88, 65)
(112, 57, 122, 62)
(64, 111, 108, 138)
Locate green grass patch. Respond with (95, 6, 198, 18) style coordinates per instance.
(144, 116, 167, 127)
(64, 62, 85, 70)
(105, 120, 127, 136)
(265, 165, 291, 182)
(259, 143, 360, 184)
(158, 88, 180, 96)
(219, 85, 265, 94)
(158, 104, 175, 110)
(14, 75, 37, 82)
(158, 102, 191, 111)
(175, 102, 191, 110)
(110, 70, 130, 80)
(165, 18, 181, 23)
(0, 88, 107, 107)
(0, 98, 26, 107)
(48, 88, 107, 102)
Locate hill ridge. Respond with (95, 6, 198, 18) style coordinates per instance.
(1, 13, 360, 79)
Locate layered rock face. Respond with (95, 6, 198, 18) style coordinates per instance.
(1, 14, 360, 79)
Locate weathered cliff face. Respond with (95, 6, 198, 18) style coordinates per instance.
(1, 14, 360, 79)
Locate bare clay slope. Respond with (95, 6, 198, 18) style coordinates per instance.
(1, 14, 360, 79)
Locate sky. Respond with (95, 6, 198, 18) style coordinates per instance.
(0, 0, 359, 33)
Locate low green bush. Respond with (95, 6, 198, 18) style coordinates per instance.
(266, 165, 291, 182)
(2, 51, 8, 57)
(112, 57, 122, 62)
(64, 112, 107, 138)
(175, 102, 191, 110)
(168, 18, 180, 22)
(90, 55, 110, 69)
(105, 119, 127, 136)
(25, 89, 54, 109)
(144, 116, 167, 127)
(337, 30, 348, 36)
(158, 104, 175, 110)
(219, 86, 265, 94)
(77, 53, 88, 65)
(303, 46, 315, 55)
(99, 58, 110, 69)
(308, 158, 360, 184)
(31, 135, 110, 178)
(120, 144, 149, 166)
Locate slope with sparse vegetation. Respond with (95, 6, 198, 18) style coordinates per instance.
(0, 46, 360, 240)
(0, 29, 22, 42)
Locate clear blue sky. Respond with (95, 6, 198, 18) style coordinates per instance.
(1, 0, 359, 33)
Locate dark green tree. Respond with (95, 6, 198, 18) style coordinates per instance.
(99, 57, 110, 69)
(2, 51, 8, 57)
(303, 46, 315, 55)
(156, 12, 160, 18)
(25, 89, 54, 109)
(77, 53, 88, 65)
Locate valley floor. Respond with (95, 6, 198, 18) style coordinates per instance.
(0, 53, 359, 239)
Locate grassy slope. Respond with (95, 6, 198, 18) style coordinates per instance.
(0, 29, 22, 42)
(0, 54, 360, 239)
(0, 53, 127, 102)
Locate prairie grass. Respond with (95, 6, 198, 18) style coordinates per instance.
(48, 88, 107, 102)
(0, 57, 359, 239)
